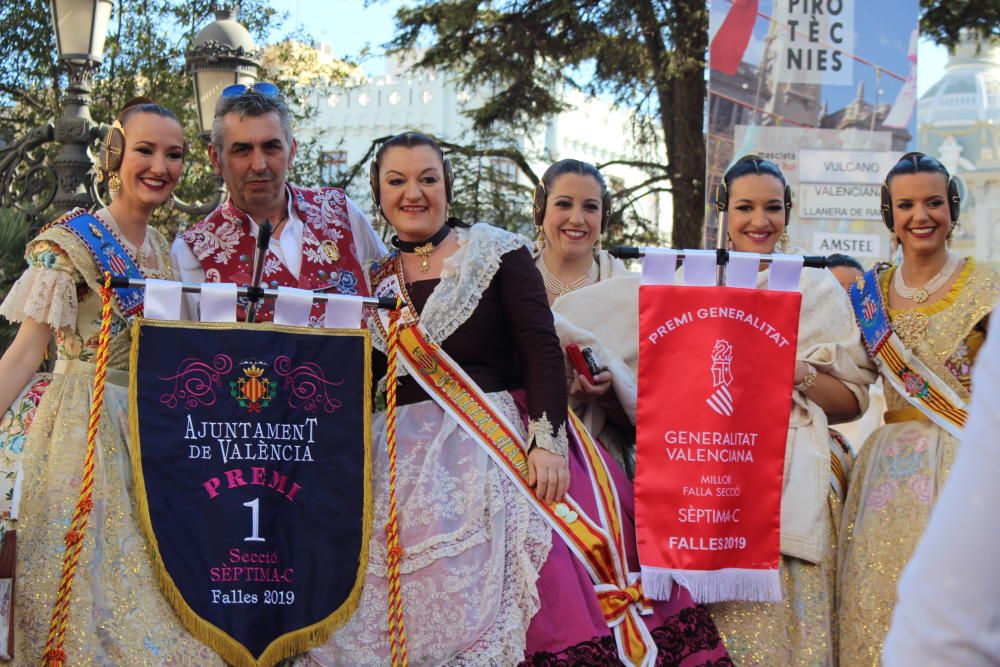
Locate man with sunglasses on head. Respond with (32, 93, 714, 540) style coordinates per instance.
(170, 82, 385, 323)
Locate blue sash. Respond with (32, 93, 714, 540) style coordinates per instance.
(848, 267, 892, 356)
(848, 267, 967, 437)
(53, 210, 145, 319)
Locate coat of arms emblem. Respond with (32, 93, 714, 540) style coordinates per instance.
(707, 339, 735, 417)
(230, 360, 278, 413)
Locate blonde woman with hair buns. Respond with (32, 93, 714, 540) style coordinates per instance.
(0, 98, 224, 663)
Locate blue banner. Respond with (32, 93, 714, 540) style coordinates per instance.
(128, 320, 371, 666)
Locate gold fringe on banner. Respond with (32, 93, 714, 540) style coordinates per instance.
(126, 319, 374, 666)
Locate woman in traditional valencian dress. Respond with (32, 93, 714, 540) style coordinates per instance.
(525, 158, 731, 665)
(305, 131, 570, 664)
(0, 100, 223, 663)
(838, 152, 998, 665)
(705, 156, 877, 666)
(532, 159, 639, 477)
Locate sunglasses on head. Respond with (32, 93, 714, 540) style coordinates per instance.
(221, 82, 281, 99)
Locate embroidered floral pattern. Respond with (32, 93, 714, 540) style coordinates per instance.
(944, 339, 973, 387)
(187, 217, 244, 265)
(179, 185, 367, 322)
(521, 606, 732, 667)
(337, 269, 359, 295)
(900, 369, 930, 398)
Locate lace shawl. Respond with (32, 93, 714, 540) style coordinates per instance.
(0, 231, 83, 330)
(370, 223, 529, 359)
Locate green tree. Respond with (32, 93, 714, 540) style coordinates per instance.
(0, 1, 346, 240)
(921, 0, 1000, 49)
(387, 0, 707, 248)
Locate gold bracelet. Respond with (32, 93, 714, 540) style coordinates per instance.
(794, 363, 817, 392)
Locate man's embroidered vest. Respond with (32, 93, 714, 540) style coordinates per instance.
(179, 185, 368, 324)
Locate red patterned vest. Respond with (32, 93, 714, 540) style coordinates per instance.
(179, 185, 368, 324)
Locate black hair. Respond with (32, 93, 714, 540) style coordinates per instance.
(826, 253, 864, 272)
(540, 159, 609, 197)
(534, 158, 612, 229)
(723, 154, 787, 189)
(374, 131, 446, 166)
(885, 152, 950, 186)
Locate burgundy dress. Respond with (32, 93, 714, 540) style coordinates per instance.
(379, 246, 730, 666)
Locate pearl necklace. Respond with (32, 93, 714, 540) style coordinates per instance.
(96, 207, 151, 264)
(893, 252, 960, 303)
(537, 256, 598, 297)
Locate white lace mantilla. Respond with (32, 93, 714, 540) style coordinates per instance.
(306, 390, 551, 665)
(371, 223, 529, 357)
(0, 265, 78, 330)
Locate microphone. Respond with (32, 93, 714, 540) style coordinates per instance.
(244, 219, 273, 323)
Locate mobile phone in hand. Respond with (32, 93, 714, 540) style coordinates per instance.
(566, 343, 602, 385)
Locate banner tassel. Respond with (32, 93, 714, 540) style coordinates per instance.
(42, 272, 114, 666)
(384, 303, 409, 666)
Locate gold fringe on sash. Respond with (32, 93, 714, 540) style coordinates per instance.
(127, 320, 374, 667)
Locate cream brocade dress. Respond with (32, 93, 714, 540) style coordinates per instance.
(0, 219, 224, 664)
(706, 266, 877, 667)
(838, 259, 998, 666)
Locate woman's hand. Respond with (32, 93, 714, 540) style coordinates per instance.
(569, 369, 613, 403)
(527, 447, 570, 503)
(793, 360, 811, 385)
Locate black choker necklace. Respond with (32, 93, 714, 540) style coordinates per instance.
(391, 225, 451, 273)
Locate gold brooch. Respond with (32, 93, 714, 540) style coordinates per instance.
(321, 240, 340, 262)
(414, 242, 435, 273)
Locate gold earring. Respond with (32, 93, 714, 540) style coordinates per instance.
(780, 231, 790, 254)
(890, 234, 899, 255)
(163, 193, 175, 211)
(108, 172, 121, 201)
(725, 235, 733, 250)
(535, 227, 546, 252)
(593, 238, 602, 254)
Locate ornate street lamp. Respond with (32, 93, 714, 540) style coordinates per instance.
(0, 0, 112, 227)
(0, 2, 261, 227)
(187, 8, 261, 140)
(174, 7, 262, 215)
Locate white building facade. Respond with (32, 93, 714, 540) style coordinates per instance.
(298, 51, 672, 238)
(918, 35, 1000, 266)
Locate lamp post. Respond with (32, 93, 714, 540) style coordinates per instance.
(175, 7, 262, 215)
(0, 2, 261, 227)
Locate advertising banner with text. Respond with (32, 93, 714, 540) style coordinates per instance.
(129, 320, 371, 667)
(707, 0, 919, 263)
(636, 285, 800, 603)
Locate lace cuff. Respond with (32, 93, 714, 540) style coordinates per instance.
(527, 412, 568, 458)
(0, 265, 78, 329)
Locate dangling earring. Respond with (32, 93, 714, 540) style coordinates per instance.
(890, 234, 899, 255)
(108, 172, 121, 201)
(535, 227, 546, 252)
(779, 231, 790, 254)
(725, 235, 733, 250)
(163, 193, 175, 211)
(947, 222, 960, 249)
(593, 238, 602, 254)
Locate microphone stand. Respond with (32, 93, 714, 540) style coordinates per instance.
(244, 219, 273, 324)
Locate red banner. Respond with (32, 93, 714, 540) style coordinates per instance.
(636, 285, 800, 603)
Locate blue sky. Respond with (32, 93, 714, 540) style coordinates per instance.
(270, 0, 949, 95)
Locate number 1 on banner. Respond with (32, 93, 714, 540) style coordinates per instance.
(243, 498, 266, 542)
